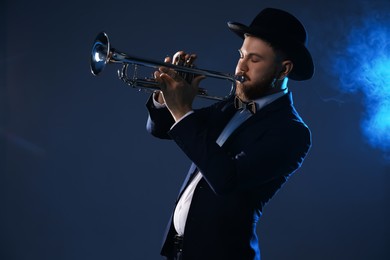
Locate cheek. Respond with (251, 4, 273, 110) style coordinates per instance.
(251, 64, 276, 81)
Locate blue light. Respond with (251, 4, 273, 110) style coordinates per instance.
(333, 13, 390, 152)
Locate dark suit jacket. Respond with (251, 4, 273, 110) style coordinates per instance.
(146, 92, 311, 260)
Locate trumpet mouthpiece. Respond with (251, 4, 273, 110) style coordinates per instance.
(235, 75, 246, 83)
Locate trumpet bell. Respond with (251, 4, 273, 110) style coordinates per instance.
(91, 32, 110, 76)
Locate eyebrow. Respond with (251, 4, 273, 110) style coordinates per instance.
(239, 49, 264, 59)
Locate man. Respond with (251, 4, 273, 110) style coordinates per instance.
(146, 7, 314, 260)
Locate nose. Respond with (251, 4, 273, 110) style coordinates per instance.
(236, 58, 248, 74)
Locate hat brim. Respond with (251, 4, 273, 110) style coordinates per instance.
(228, 22, 314, 81)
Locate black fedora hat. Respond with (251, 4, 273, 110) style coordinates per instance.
(228, 8, 314, 81)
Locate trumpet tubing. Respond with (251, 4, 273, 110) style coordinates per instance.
(90, 32, 242, 101)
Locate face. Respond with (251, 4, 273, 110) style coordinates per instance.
(235, 36, 284, 101)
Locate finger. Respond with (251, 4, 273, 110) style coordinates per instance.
(158, 56, 172, 78)
(183, 54, 191, 67)
(187, 54, 197, 62)
(172, 51, 184, 65)
(184, 54, 190, 63)
(180, 54, 198, 82)
(154, 71, 165, 88)
(174, 51, 187, 66)
(160, 72, 176, 86)
(154, 70, 162, 80)
(186, 54, 197, 67)
(159, 65, 177, 77)
(160, 68, 180, 81)
(178, 52, 186, 65)
(159, 66, 170, 74)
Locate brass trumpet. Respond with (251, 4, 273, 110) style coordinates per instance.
(90, 32, 244, 101)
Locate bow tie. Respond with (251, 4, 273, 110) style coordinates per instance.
(234, 96, 257, 114)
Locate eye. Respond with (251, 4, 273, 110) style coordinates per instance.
(250, 56, 261, 63)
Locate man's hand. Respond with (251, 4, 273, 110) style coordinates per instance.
(154, 51, 205, 122)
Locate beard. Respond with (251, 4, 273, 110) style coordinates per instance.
(235, 73, 277, 101)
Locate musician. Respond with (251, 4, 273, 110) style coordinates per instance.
(146, 7, 314, 260)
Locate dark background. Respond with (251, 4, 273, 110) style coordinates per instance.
(1, 0, 389, 259)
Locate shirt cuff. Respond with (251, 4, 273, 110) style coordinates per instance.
(152, 92, 166, 108)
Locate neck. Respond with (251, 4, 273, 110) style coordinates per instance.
(264, 78, 288, 96)
(275, 77, 288, 90)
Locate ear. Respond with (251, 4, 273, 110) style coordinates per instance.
(278, 60, 293, 80)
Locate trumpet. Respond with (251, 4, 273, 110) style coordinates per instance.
(90, 32, 244, 101)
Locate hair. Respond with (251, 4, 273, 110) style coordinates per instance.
(268, 42, 289, 64)
(245, 34, 289, 63)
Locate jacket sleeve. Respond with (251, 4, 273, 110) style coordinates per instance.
(145, 94, 175, 139)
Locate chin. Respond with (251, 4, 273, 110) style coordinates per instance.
(236, 82, 257, 100)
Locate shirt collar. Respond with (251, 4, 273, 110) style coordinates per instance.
(253, 88, 288, 111)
